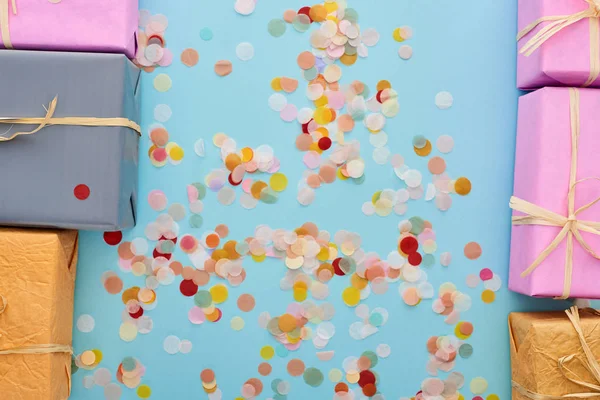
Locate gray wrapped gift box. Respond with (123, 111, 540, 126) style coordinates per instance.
(0, 50, 141, 230)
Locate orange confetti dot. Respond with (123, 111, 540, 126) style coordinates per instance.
(428, 156, 446, 174)
(258, 362, 272, 376)
(251, 181, 268, 199)
(206, 233, 220, 249)
(455, 177, 472, 195)
(181, 48, 199, 67)
(214, 60, 232, 77)
(283, 9, 297, 23)
(280, 77, 299, 93)
(337, 114, 355, 132)
(237, 293, 256, 312)
(414, 140, 432, 156)
(376, 80, 392, 91)
(482, 289, 496, 303)
(309, 4, 327, 22)
(287, 359, 306, 377)
(297, 51, 316, 70)
(278, 313, 298, 332)
(464, 242, 482, 260)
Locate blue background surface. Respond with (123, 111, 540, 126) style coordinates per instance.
(72, 0, 569, 399)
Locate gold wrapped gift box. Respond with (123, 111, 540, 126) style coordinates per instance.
(510, 307, 600, 399)
(0, 228, 78, 400)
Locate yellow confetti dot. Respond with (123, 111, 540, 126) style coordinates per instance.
(481, 289, 495, 304)
(336, 168, 348, 180)
(487, 395, 500, 400)
(414, 140, 432, 157)
(314, 95, 329, 107)
(153, 73, 172, 92)
(392, 28, 405, 42)
(252, 254, 267, 263)
(458, 395, 465, 400)
(271, 77, 282, 91)
(260, 346, 275, 360)
(328, 368, 343, 382)
(91, 349, 103, 364)
(371, 191, 382, 204)
(137, 384, 152, 398)
(376, 80, 392, 91)
(230, 316, 245, 331)
(455, 177, 472, 195)
(209, 284, 228, 304)
(340, 53, 357, 66)
(269, 173, 288, 192)
(169, 145, 184, 161)
(350, 273, 368, 290)
(240, 147, 254, 162)
(314, 107, 333, 124)
(293, 288, 308, 302)
(324, 2, 338, 12)
(470, 377, 489, 395)
(342, 287, 361, 307)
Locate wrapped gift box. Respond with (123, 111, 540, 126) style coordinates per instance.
(0, 50, 141, 230)
(0, 228, 78, 399)
(509, 308, 600, 399)
(517, 0, 600, 89)
(0, 0, 138, 57)
(510, 87, 600, 298)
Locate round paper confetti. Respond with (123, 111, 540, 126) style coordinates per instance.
(74, 184, 90, 200)
(464, 242, 482, 260)
(154, 74, 172, 92)
(231, 316, 245, 331)
(470, 377, 489, 395)
(200, 28, 213, 40)
(237, 294, 256, 312)
(398, 45, 413, 60)
(181, 48, 199, 67)
(215, 60, 233, 77)
(76, 314, 95, 333)
(236, 42, 255, 61)
(435, 91, 453, 109)
(268, 19, 287, 37)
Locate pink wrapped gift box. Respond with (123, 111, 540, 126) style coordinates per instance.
(517, 0, 600, 89)
(0, 0, 138, 58)
(510, 87, 600, 299)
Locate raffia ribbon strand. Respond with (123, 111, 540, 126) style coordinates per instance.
(0, 0, 16, 49)
(513, 307, 600, 399)
(509, 88, 600, 299)
(517, 0, 600, 87)
(0, 294, 73, 396)
(0, 96, 141, 142)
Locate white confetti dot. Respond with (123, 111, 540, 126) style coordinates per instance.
(163, 335, 181, 354)
(195, 139, 206, 157)
(398, 45, 413, 60)
(236, 42, 255, 61)
(76, 314, 95, 333)
(153, 104, 172, 122)
(435, 91, 454, 109)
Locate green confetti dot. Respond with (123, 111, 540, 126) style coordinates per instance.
(71, 356, 79, 375)
(292, 15, 311, 32)
(158, 240, 175, 253)
(303, 367, 324, 387)
(361, 350, 378, 368)
(369, 312, 384, 327)
(122, 356, 136, 372)
(459, 343, 473, 358)
(409, 216, 425, 235)
(268, 19, 286, 37)
(303, 67, 318, 81)
(199, 28, 213, 41)
(190, 182, 207, 200)
(194, 290, 212, 308)
(422, 254, 435, 267)
(412, 135, 427, 149)
(189, 214, 204, 228)
(271, 379, 282, 392)
(344, 8, 359, 23)
(260, 187, 278, 204)
(353, 174, 366, 185)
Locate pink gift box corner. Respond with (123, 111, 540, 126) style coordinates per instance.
(510, 87, 600, 299)
(517, 0, 600, 89)
(0, 0, 138, 58)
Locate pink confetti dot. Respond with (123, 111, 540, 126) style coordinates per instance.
(479, 268, 493, 281)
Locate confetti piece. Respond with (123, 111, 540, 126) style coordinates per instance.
(464, 242, 482, 260)
(236, 42, 255, 61)
(153, 73, 172, 92)
(215, 60, 233, 76)
(398, 45, 413, 60)
(76, 314, 95, 333)
(435, 91, 454, 109)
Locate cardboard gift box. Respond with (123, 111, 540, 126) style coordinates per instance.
(517, 0, 600, 89)
(0, 0, 138, 57)
(510, 307, 600, 399)
(509, 87, 600, 299)
(0, 228, 79, 400)
(0, 50, 141, 231)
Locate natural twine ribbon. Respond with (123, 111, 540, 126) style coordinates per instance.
(0, 0, 16, 49)
(0, 294, 73, 396)
(517, 0, 600, 87)
(0, 96, 142, 142)
(512, 307, 600, 399)
(509, 88, 600, 300)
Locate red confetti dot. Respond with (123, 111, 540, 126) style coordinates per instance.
(180, 279, 199, 297)
(103, 231, 122, 246)
(376, 90, 384, 103)
(479, 268, 493, 281)
(302, 120, 312, 134)
(129, 307, 144, 319)
(400, 237, 418, 254)
(358, 370, 376, 387)
(408, 252, 422, 266)
(153, 147, 168, 162)
(153, 248, 172, 261)
(297, 6, 313, 22)
(318, 137, 332, 151)
(473, 397, 484, 400)
(332, 258, 345, 276)
(74, 184, 90, 200)
(228, 173, 242, 186)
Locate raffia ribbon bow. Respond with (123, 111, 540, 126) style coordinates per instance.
(0, 96, 141, 142)
(0, 294, 73, 397)
(512, 307, 600, 399)
(509, 88, 600, 299)
(517, 0, 600, 87)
